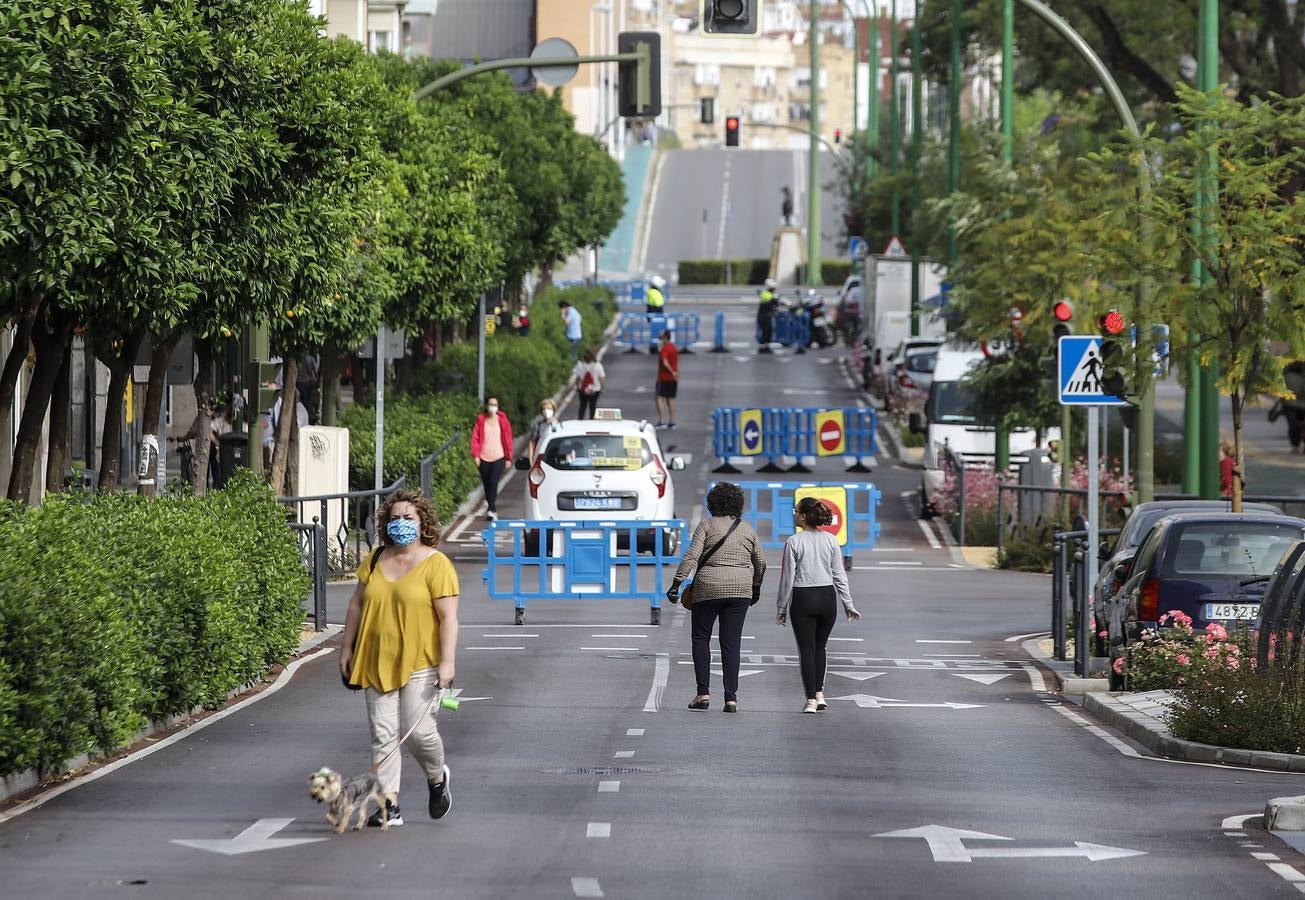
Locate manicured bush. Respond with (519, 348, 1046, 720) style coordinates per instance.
(677, 259, 770, 285)
(0, 475, 307, 777)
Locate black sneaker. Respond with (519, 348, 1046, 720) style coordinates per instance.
(366, 800, 403, 828)
(428, 765, 452, 819)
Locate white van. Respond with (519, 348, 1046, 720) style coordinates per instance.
(908, 346, 1053, 514)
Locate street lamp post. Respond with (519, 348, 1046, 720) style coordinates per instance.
(1001, 0, 1014, 161)
(808, 0, 823, 286)
(908, 2, 923, 337)
(1195, 0, 1220, 500)
(946, 0, 961, 267)
(889, 0, 900, 236)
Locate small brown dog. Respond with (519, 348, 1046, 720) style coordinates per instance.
(308, 767, 396, 833)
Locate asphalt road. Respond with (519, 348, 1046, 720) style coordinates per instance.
(4, 297, 1305, 899)
(642, 149, 845, 282)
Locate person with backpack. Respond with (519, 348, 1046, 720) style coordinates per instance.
(571, 347, 606, 420)
(776, 497, 861, 714)
(339, 488, 459, 827)
(527, 399, 559, 462)
(666, 482, 767, 714)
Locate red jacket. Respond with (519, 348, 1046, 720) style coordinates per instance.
(471, 411, 513, 461)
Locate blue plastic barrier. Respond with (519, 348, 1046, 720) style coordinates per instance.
(707, 481, 881, 555)
(481, 519, 687, 625)
(711, 311, 728, 352)
(616, 312, 702, 353)
(758, 310, 810, 348)
(711, 406, 879, 473)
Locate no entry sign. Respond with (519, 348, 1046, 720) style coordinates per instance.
(794, 486, 849, 546)
(815, 410, 846, 456)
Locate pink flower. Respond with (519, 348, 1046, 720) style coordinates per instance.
(1204, 646, 1220, 660)
(1226, 657, 1240, 671)
(1112, 658, 1125, 675)
(1206, 623, 1228, 641)
(1098, 630, 1108, 639)
(1176, 654, 1191, 666)
(1159, 614, 1169, 625)
(1168, 610, 1193, 626)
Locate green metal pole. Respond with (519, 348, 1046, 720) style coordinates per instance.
(808, 0, 823, 287)
(889, 0, 901, 236)
(850, 3, 860, 160)
(909, 4, 922, 336)
(947, 0, 961, 267)
(1196, 0, 1220, 499)
(868, 9, 880, 180)
(1001, 0, 1014, 161)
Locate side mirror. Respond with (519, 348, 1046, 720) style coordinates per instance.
(1112, 561, 1131, 584)
(669, 457, 687, 471)
(908, 412, 924, 435)
(514, 456, 531, 471)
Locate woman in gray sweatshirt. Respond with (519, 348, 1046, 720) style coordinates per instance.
(777, 497, 860, 713)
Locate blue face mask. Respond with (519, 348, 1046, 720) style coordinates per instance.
(387, 518, 420, 546)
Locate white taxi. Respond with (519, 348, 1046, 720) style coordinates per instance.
(519, 410, 684, 555)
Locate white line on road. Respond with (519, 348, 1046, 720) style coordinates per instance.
(917, 640, 972, 644)
(1005, 631, 1052, 643)
(614, 750, 635, 759)
(1020, 664, 1049, 692)
(592, 634, 647, 639)
(1222, 814, 1259, 829)
(1254, 853, 1282, 861)
(643, 652, 669, 712)
(0, 646, 335, 824)
(924, 653, 980, 657)
(829, 637, 864, 642)
(465, 646, 525, 651)
(582, 647, 641, 651)
(1050, 704, 1141, 757)
(1269, 863, 1305, 883)
(586, 823, 612, 839)
(916, 519, 942, 549)
(459, 624, 651, 628)
(481, 633, 537, 638)
(853, 566, 971, 572)
(572, 876, 605, 898)
(597, 781, 620, 793)
(626, 728, 645, 736)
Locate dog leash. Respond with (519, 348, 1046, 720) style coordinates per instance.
(367, 685, 457, 774)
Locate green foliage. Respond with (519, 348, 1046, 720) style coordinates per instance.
(997, 523, 1057, 573)
(0, 475, 306, 776)
(677, 259, 771, 285)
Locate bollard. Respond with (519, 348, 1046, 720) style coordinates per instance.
(1051, 539, 1063, 660)
(711, 311, 728, 353)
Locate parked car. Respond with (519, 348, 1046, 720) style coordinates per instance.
(1253, 540, 1305, 668)
(883, 338, 942, 408)
(1092, 500, 1283, 652)
(1107, 512, 1305, 689)
(520, 412, 684, 556)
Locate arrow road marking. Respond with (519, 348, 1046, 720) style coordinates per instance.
(172, 818, 327, 856)
(952, 673, 1012, 685)
(874, 825, 1145, 863)
(828, 694, 984, 710)
(711, 668, 762, 677)
(828, 671, 885, 681)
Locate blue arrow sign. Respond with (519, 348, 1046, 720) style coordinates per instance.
(1058, 336, 1129, 406)
(742, 418, 761, 452)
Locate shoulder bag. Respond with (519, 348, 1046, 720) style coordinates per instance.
(681, 519, 742, 610)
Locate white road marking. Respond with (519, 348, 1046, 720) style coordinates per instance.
(591, 634, 648, 638)
(1021, 664, 1050, 692)
(953, 673, 1013, 685)
(172, 818, 327, 856)
(875, 825, 1144, 863)
(626, 728, 645, 736)
(482, 633, 537, 638)
(597, 781, 620, 793)
(830, 693, 985, 710)
(572, 876, 605, 898)
(614, 751, 635, 759)
(459, 624, 652, 628)
(1005, 631, 1052, 643)
(924, 653, 980, 657)
(853, 566, 972, 572)
(1225, 831, 1249, 837)
(829, 671, 885, 681)
(0, 647, 334, 824)
(829, 637, 864, 642)
(1050, 704, 1141, 757)
(587, 823, 612, 839)
(1254, 853, 1281, 861)
(916, 519, 942, 549)
(465, 646, 525, 651)
(711, 668, 762, 677)
(1222, 815, 1259, 829)
(643, 652, 669, 712)
(582, 647, 641, 651)
(878, 561, 924, 566)
(917, 639, 972, 644)
(1269, 863, 1305, 883)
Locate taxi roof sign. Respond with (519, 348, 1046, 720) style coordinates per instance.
(593, 408, 623, 420)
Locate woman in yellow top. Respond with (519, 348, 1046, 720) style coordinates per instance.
(340, 488, 459, 827)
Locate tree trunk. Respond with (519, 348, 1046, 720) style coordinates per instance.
(96, 331, 145, 494)
(44, 341, 72, 495)
(191, 339, 215, 497)
(7, 312, 71, 503)
(0, 290, 45, 451)
(268, 357, 298, 495)
(1231, 390, 1244, 513)
(320, 347, 341, 426)
(432, 321, 444, 362)
(286, 400, 301, 498)
(136, 334, 180, 497)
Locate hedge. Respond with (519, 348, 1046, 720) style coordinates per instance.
(678, 259, 855, 286)
(0, 475, 307, 777)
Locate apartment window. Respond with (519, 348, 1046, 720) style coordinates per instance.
(694, 64, 720, 87)
(368, 30, 392, 53)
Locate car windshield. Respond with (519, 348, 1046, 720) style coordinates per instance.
(930, 381, 984, 425)
(543, 434, 653, 471)
(1164, 522, 1304, 578)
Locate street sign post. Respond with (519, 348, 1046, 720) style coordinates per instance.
(849, 236, 868, 262)
(883, 235, 907, 258)
(739, 408, 763, 456)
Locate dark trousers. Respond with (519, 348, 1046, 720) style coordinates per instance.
(691, 597, 749, 701)
(1289, 408, 1305, 449)
(758, 314, 774, 345)
(478, 458, 506, 512)
(790, 585, 838, 699)
(577, 392, 601, 420)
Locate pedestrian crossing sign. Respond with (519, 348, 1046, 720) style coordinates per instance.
(1058, 336, 1128, 406)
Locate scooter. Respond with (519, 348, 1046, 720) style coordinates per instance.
(803, 291, 836, 349)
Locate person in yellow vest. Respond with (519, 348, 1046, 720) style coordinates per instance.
(645, 274, 667, 354)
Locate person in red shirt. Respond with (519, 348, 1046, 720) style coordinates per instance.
(471, 397, 513, 520)
(1219, 441, 1237, 498)
(655, 329, 678, 430)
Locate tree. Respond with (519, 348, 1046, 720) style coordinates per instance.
(1096, 87, 1305, 510)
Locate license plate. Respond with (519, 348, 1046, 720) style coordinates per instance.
(574, 497, 623, 510)
(1202, 603, 1259, 622)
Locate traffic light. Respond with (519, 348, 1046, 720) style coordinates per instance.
(834, 128, 842, 144)
(617, 32, 662, 118)
(1098, 308, 1129, 400)
(1052, 300, 1073, 340)
(701, 0, 763, 37)
(700, 96, 715, 125)
(725, 115, 740, 147)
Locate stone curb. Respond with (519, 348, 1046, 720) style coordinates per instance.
(1021, 637, 1110, 695)
(1082, 692, 1305, 772)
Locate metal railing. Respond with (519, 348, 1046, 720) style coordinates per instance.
(943, 446, 967, 546)
(281, 479, 407, 577)
(996, 483, 1130, 559)
(1051, 527, 1120, 673)
(288, 518, 329, 630)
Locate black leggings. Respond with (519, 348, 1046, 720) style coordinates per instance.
(578, 392, 601, 420)
(790, 585, 838, 699)
(691, 597, 749, 702)
(478, 458, 506, 512)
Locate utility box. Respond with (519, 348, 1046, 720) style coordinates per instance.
(296, 426, 350, 540)
(1018, 448, 1056, 526)
(217, 432, 248, 488)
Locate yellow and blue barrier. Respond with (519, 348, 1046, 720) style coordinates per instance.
(481, 519, 687, 625)
(617, 312, 702, 353)
(712, 406, 878, 474)
(708, 481, 881, 555)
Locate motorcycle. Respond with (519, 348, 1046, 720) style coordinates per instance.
(802, 291, 836, 349)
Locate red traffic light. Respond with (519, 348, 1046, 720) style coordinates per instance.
(1053, 301, 1073, 322)
(1100, 309, 1126, 335)
(726, 116, 739, 130)
(834, 128, 842, 144)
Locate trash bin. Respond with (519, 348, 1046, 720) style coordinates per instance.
(216, 431, 249, 489)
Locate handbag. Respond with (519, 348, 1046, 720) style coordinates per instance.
(341, 546, 386, 690)
(680, 519, 742, 610)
